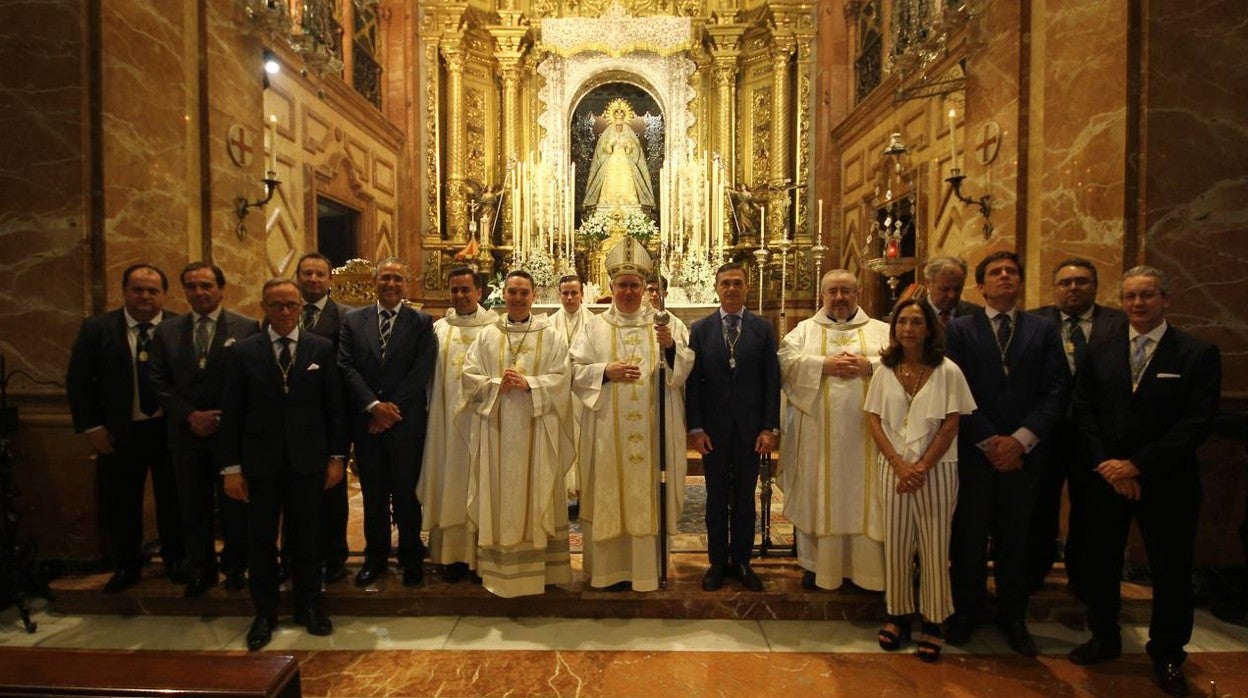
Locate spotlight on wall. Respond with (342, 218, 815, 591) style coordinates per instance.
(263, 49, 281, 75)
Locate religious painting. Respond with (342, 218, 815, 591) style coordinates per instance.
(570, 83, 663, 229)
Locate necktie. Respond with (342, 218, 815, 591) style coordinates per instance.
(995, 312, 1013, 350)
(939, 310, 951, 327)
(194, 316, 211, 363)
(724, 314, 740, 369)
(379, 308, 395, 358)
(1067, 316, 1088, 369)
(301, 303, 319, 332)
(277, 337, 293, 374)
(1130, 335, 1150, 386)
(135, 322, 158, 416)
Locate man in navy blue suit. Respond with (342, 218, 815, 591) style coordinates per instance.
(1069, 266, 1221, 698)
(686, 262, 781, 592)
(944, 251, 1068, 655)
(337, 257, 438, 588)
(219, 278, 346, 651)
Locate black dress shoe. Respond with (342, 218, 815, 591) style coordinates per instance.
(354, 562, 386, 587)
(223, 569, 248, 591)
(1068, 636, 1122, 665)
(601, 581, 631, 592)
(103, 567, 141, 594)
(1002, 621, 1038, 657)
(945, 613, 976, 646)
(702, 565, 727, 591)
(736, 564, 764, 592)
(800, 570, 817, 591)
(443, 562, 470, 584)
(402, 564, 424, 587)
(322, 562, 347, 585)
(183, 574, 219, 598)
(246, 615, 277, 651)
(1154, 660, 1189, 697)
(294, 606, 333, 636)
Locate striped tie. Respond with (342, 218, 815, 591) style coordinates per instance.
(379, 308, 395, 359)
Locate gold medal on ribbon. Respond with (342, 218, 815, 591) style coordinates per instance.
(137, 350, 149, 362)
(198, 356, 207, 370)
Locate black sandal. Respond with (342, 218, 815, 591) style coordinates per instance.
(877, 615, 911, 651)
(916, 621, 944, 662)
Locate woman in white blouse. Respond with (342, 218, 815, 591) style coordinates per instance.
(864, 298, 976, 662)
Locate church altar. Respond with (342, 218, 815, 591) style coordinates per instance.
(417, 0, 820, 310)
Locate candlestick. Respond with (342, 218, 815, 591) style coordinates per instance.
(760, 204, 766, 247)
(948, 107, 958, 170)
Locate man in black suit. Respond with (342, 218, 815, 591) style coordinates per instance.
(292, 252, 351, 584)
(66, 264, 185, 592)
(149, 262, 259, 597)
(1069, 266, 1221, 697)
(686, 262, 781, 592)
(923, 255, 982, 327)
(944, 251, 1068, 655)
(1027, 258, 1128, 594)
(220, 278, 346, 651)
(337, 257, 437, 587)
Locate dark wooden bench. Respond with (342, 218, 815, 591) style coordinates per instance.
(0, 648, 300, 697)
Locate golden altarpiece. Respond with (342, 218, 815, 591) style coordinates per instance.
(417, 0, 819, 308)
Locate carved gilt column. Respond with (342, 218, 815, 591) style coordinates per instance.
(488, 12, 527, 167)
(442, 40, 468, 243)
(769, 37, 794, 241)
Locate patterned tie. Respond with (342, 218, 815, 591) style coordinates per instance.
(939, 310, 951, 327)
(1130, 335, 1150, 386)
(724, 314, 740, 346)
(1067, 316, 1088, 370)
(277, 337, 293, 374)
(995, 312, 1013, 350)
(301, 303, 319, 332)
(194, 315, 212, 362)
(135, 322, 158, 416)
(379, 308, 395, 359)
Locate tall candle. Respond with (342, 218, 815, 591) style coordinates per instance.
(948, 107, 958, 170)
(267, 114, 278, 174)
(817, 199, 824, 242)
(760, 204, 766, 247)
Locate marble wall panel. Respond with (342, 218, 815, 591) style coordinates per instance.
(1139, 0, 1248, 395)
(1034, 0, 1129, 308)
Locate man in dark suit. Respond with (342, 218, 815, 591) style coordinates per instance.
(219, 278, 346, 651)
(149, 262, 259, 597)
(66, 263, 185, 592)
(337, 257, 437, 587)
(923, 255, 982, 326)
(1027, 258, 1128, 594)
(291, 252, 351, 584)
(944, 251, 1068, 655)
(686, 262, 781, 592)
(1069, 266, 1221, 697)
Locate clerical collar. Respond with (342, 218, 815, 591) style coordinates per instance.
(508, 316, 531, 324)
(124, 309, 164, 328)
(267, 326, 300, 343)
(826, 307, 858, 323)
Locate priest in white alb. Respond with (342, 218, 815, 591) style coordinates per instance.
(550, 273, 588, 514)
(778, 269, 891, 591)
(460, 270, 574, 598)
(571, 239, 692, 592)
(417, 267, 495, 584)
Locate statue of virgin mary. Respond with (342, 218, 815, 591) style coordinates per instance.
(582, 99, 655, 210)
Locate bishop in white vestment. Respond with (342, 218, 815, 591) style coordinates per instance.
(417, 268, 496, 582)
(778, 270, 891, 591)
(461, 271, 574, 598)
(571, 241, 693, 591)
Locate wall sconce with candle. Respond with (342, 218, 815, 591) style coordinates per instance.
(944, 106, 994, 237)
(234, 115, 282, 239)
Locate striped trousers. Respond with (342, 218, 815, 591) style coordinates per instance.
(879, 457, 959, 622)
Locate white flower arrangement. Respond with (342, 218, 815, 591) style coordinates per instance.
(677, 252, 719, 304)
(522, 248, 558, 289)
(577, 208, 658, 246)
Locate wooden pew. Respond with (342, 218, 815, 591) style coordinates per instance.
(0, 648, 300, 697)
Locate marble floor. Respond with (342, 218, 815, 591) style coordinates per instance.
(4, 601, 1248, 696)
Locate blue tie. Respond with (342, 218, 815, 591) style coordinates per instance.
(379, 309, 395, 359)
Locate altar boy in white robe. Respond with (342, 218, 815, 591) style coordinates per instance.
(417, 267, 496, 583)
(571, 240, 693, 592)
(778, 269, 890, 591)
(461, 270, 575, 598)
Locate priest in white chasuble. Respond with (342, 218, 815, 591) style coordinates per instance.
(460, 270, 574, 598)
(417, 267, 496, 584)
(778, 269, 891, 591)
(570, 239, 693, 592)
